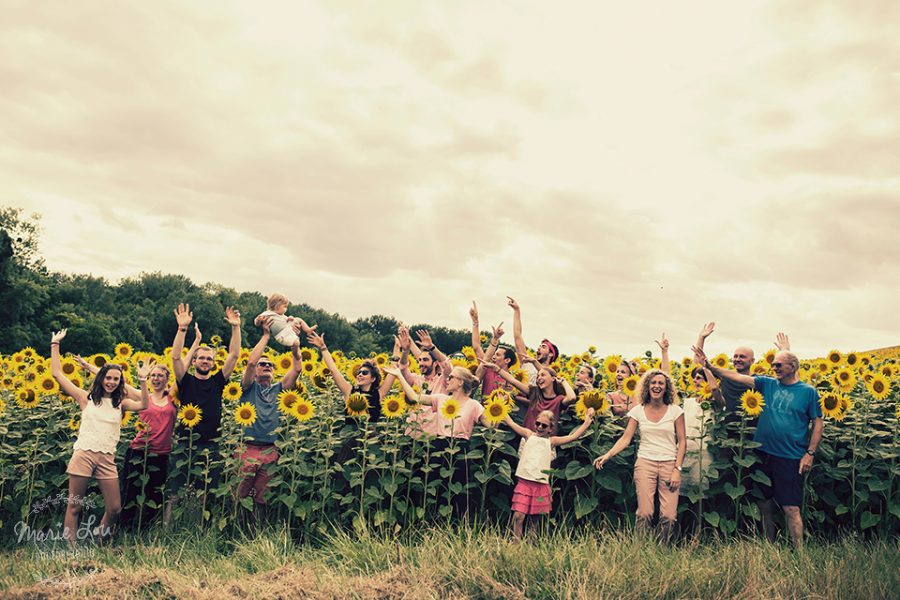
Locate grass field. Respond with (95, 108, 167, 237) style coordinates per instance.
(2, 525, 898, 599)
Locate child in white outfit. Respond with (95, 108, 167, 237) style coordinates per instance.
(254, 293, 313, 347)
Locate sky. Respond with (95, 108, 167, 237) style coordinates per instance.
(2, 0, 898, 359)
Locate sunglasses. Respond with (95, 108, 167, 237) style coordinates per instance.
(258, 362, 274, 368)
(357, 369, 372, 376)
(772, 362, 785, 367)
(535, 422, 551, 429)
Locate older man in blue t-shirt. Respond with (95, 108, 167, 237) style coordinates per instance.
(694, 347, 823, 549)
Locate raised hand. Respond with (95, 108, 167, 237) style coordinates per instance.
(477, 358, 500, 372)
(518, 352, 539, 366)
(51, 329, 67, 344)
(655, 332, 669, 352)
(136, 358, 156, 381)
(382, 365, 402, 377)
(398, 327, 412, 351)
(699, 322, 715, 339)
(416, 329, 433, 348)
(194, 323, 202, 343)
(73, 354, 91, 370)
(224, 306, 241, 327)
(306, 331, 326, 349)
(691, 345, 709, 366)
(507, 296, 520, 311)
(174, 303, 193, 327)
(469, 301, 479, 323)
(775, 332, 791, 351)
(260, 316, 274, 335)
(491, 322, 505, 340)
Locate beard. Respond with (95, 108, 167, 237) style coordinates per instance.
(194, 365, 211, 375)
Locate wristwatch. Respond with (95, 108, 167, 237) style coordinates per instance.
(806, 449, 815, 456)
(674, 465, 683, 472)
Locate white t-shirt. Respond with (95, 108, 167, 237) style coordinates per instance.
(627, 403, 684, 461)
(516, 435, 553, 483)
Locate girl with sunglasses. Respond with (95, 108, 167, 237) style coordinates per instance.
(503, 408, 595, 540)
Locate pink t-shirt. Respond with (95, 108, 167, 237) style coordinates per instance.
(480, 369, 514, 397)
(427, 394, 485, 440)
(130, 396, 177, 454)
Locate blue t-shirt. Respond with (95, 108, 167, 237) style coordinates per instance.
(240, 380, 283, 444)
(753, 376, 822, 459)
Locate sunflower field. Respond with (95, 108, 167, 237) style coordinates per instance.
(1, 341, 898, 542)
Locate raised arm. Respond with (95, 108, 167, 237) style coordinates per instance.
(655, 332, 670, 375)
(695, 322, 715, 353)
(50, 330, 88, 409)
(692, 346, 755, 388)
(221, 306, 242, 379)
(560, 377, 577, 406)
(383, 366, 424, 404)
(121, 359, 153, 412)
(416, 329, 449, 364)
(551, 409, 594, 446)
(774, 332, 791, 352)
(242, 318, 271, 390)
(469, 302, 487, 360)
(306, 330, 352, 398)
(703, 366, 726, 409)
(502, 413, 532, 438)
(507, 296, 528, 358)
(474, 322, 504, 380)
(280, 341, 303, 391)
(593, 417, 639, 469)
(171, 303, 193, 382)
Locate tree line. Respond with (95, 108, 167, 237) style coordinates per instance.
(0, 206, 471, 357)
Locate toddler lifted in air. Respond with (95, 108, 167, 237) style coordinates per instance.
(254, 293, 314, 347)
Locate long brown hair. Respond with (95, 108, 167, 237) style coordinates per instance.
(87, 364, 126, 408)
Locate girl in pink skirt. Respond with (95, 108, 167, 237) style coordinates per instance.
(503, 408, 595, 540)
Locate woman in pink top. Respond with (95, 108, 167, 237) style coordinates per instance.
(50, 329, 152, 546)
(385, 364, 487, 516)
(594, 368, 686, 540)
(119, 363, 178, 530)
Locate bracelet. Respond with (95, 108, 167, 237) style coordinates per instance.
(178, 327, 188, 332)
(50, 342, 60, 346)
(321, 347, 329, 353)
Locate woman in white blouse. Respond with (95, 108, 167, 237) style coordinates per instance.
(594, 367, 686, 539)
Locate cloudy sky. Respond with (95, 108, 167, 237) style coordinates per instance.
(3, 0, 898, 359)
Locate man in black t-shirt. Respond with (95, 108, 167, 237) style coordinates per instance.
(163, 303, 242, 525)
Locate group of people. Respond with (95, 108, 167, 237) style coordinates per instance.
(51, 294, 823, 548)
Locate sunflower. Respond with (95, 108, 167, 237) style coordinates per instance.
(312, 367, 330, 390)
(603, 355, 621, 377)
(134, 419, 147, 433)
(114, 342, 133, 359)
(121, 411, 133, 427)
(880, 364, 895, 379)
(574, 388, 609, 419)
(845, 352, 859, 367)
(816, 360, 832, 374)
(763, 349, 776, 365)
(16, 387, 40, 409)
(482, 395, 511, 426)
(234, 402, 257, 427)
(751, 362, 770, 375)
(570, 355, 582, 366)
(59, 358, 78, 378)
(278, 389, 301, 415)
(302, 361, 316, 375)
(37, 373, 59, 395)
(695, 380, 713, 400)
(210, 334, 222, 346)
(820, 392, 843, 419)
(511, 369, 529, 384)
(622, 374, 640, 396)
(299, 347, 317, 363)
(440, 398, 461, 420)
(291, 397, 315, 421)
(222, 382, 243, 402)
(712, 353, 730, 369)
(739, 389, 764, 417)
(21, 347, 37, 359)
(833, 368, 857, 392)
(480, 334, 488, 344)
(346, 392, 370, 417)
(276, 353, 294, 372)
(826, 349, 842, 365)
(487, 388, 515, 408)
(896, 403, 900, 421)
(68, 416, 80, 431)
(381, 394, 406, 419)
(867, 374, 891, 401)
(588, 345, 597, 354)
(178, 404, 202, 428)
(462, 346, 476, 361)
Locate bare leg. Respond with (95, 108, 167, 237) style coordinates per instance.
(64, 475, 89, 548)
(95, 478, 122, 541)
(758, 499, 777, 542)
(783, 506, 804, 550)
(163, 495, 178, 528)
(512, 511, 525, 540)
